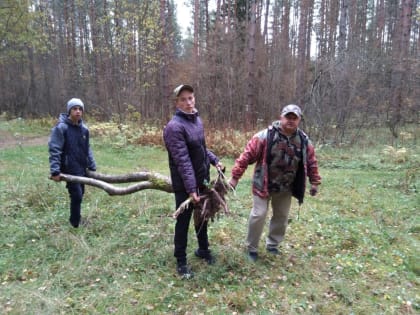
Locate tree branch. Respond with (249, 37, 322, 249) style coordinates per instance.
(55, 171, 173, 195)
(86, 170, 171, 184)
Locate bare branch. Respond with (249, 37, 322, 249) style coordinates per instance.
(86, 170, 171, 184)
(55, 172, 173, 195)
(172, 197, 193, 218)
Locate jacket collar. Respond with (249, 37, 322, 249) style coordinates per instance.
(175, 108, 199, 121)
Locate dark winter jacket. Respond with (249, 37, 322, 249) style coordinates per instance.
(231, 120, 321, 204)
(48, 113, 96, 177)
(163, 109, 219, 194)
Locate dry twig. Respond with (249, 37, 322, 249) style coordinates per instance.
(172, 170, 234, 222)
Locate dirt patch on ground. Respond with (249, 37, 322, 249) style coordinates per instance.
(0, 130, 49, 149)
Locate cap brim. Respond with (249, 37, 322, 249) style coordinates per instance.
(174, 85, 194, 97)
(282, 111, 300, 117)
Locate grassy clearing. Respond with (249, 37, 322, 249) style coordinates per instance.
(0, 119, 419, 314)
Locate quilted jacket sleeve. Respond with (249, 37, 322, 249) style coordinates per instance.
(306, 140, 321, 185)
(48, 124, 65, 176)
(86, 130, 96, 171)
(231, 131, 265, 181)
(207, 149, 219, 166)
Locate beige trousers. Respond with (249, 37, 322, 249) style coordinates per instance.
(246, 191, 292, 252)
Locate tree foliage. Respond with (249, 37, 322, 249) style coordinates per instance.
(0, 0, 418, 140)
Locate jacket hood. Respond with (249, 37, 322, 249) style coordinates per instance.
(271, 120, 281, 129)
(58, 113, 83, 125)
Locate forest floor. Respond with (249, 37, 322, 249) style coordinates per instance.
(0, 130, 49, 149)
(1, 119, 419, 314)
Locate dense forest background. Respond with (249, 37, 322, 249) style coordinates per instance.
(0, 0, 418, 141)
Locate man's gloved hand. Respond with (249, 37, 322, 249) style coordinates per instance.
(309, 185, 318, 196)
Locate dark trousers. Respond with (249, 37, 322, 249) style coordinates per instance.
(174, 191, 209, 265)
(67, 183, 85, 227)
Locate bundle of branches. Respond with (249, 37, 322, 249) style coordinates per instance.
(173, 170, 234, 223)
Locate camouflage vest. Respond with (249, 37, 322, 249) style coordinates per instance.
(267, 128, 303, 193)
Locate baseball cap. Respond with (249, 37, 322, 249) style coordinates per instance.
(281, 104, 302, 118)
(173, 84, 194, 97)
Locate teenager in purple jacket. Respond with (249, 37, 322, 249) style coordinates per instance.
(163, 85, 223, 279)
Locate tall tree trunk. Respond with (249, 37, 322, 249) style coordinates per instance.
(389, 0, 414, 138)
(338, 0, 348, 58)
(194, 0, 200, 74)
(296, 0, 309, 104)
(205, 0, 209, 49)
(375, 0, 386, 49)
(306, 0, 314, 63)
(68, 0, 78, 94)
(328, 0, 339, 57)
(318, 0, 327, 56)
(246, 0, 257, 129)
(160, 0, 170, 120)
(280, 0, 293, 101)
(263, 0, 270, 45)
(26, 45, 37, 116)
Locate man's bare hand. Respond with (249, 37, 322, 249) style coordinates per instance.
(51, 175, 61, 182)
(189, 192, 200, 203)
(310, 185, 318, 196)
(229, 178, 238, 189)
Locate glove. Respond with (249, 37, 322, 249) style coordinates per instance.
(309, 185, 318, 196)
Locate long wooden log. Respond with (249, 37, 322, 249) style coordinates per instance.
(86, 170, 171, 184)
(55, 172, 173, 195)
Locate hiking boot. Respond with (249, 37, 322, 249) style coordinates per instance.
(247, 251, 258, 262)
(195, 249, 216, 265)
(176, 264, 194, 279)
(266, 247, 280, 255)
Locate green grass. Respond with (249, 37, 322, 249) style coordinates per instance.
(0, 116, 53, 136)
(0, 119, 419, 314)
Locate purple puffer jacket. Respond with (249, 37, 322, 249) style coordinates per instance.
(163, 109, 219, 194)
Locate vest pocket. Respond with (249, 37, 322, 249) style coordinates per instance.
(253, 165, 265, 191)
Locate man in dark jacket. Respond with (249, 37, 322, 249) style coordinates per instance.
(49, 98, 96, 228)
(163, 84, 223, 279)
(229, 104, 321, 262)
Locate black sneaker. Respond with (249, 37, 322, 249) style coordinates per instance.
(247, 251, 258, 262)
(69, 218, 79, 228)
(176, 265, 194, 279)
(266, 247, 280, 255)
(69, 217, 89, 228)
(194, 249, 216, 265)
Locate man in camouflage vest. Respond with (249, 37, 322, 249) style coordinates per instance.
(229, 104, 321, 261)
